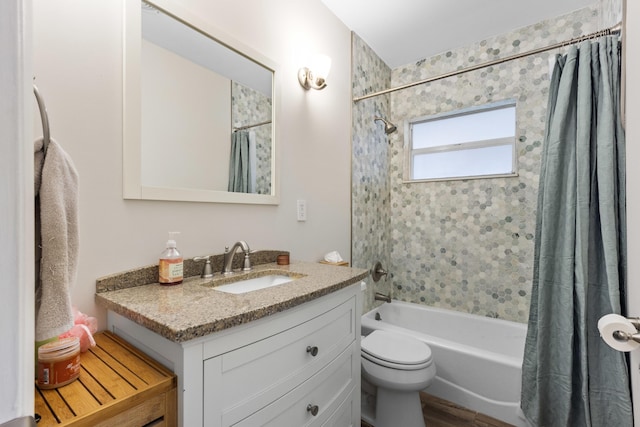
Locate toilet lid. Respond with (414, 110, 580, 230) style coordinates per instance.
(361, 330, 432, 366)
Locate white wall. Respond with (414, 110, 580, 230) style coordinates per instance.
(141, 39, 231, 191)
(31, 0, 352, 330)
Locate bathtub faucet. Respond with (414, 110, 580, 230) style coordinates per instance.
(374, 292, 391, 303)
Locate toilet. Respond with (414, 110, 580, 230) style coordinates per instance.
(361, 330, 436, 427)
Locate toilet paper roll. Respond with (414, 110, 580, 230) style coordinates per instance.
(598, 314, 640, 352)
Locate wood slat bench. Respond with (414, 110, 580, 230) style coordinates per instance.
(35, 331, 176, 427)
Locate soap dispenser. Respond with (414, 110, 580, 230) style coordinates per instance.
(159, 232, 183, 285)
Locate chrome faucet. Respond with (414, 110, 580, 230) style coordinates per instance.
(222, 241, 252, 275)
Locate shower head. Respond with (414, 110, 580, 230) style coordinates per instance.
(374, 116, 397, 135)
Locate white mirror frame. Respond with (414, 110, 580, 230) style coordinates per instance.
(123, 0, 280, 204)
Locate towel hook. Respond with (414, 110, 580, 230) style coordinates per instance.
(33, 83, 51, 155)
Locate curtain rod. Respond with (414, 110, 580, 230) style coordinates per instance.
(233, 120, 272, 131)
(353, 23, 622, 103)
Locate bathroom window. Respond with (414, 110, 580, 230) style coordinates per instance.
(405, 100, 517, 182)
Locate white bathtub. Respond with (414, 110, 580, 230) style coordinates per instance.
(361, 300, 529, 427)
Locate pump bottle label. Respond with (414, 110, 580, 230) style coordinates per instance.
(159, 258, 183, 284)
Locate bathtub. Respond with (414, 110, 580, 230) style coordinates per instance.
(361, 300, 529, 427)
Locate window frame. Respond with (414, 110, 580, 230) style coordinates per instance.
(403, 99, 519, 183)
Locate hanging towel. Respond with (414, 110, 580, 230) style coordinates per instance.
(34, 137, 79, 342)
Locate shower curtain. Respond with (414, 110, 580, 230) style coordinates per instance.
(228, 130, 252, 193)
(520, 36, 632, 427)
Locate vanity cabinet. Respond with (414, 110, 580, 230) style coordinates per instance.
(107, 283, 361, 427)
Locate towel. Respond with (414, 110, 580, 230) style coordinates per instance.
(34, 138, 79, 341)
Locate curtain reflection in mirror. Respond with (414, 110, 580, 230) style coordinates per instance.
(230, 82, 272, 194)
(228, 130, 252, 193)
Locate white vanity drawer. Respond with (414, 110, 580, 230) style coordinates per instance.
(231, 343, 356, 427)
(204, 297, 356, 426)
(322, 392, 356, 427)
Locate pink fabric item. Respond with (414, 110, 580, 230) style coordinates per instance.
(59, 307, 98, 352)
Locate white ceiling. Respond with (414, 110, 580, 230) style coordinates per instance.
(320, 0, 596, 68)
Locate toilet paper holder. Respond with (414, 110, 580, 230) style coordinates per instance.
(611, 317, 640, 343)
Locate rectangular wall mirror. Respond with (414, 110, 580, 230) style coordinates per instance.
(123, 0, 279, 204)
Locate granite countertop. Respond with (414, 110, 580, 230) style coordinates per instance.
(95, 260, 368, 343)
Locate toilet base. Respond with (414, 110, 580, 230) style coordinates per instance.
(372, 387, 426, 427)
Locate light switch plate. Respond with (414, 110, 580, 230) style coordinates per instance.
(297, 199, 307, 221)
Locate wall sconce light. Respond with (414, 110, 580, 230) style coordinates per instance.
(298, 54, 331, 90)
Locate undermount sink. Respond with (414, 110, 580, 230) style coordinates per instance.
(213, 274, 298, 294)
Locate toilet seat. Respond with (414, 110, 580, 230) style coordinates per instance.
(361, 330, 432, 371)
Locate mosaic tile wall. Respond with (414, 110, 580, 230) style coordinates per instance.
(386, 6, 602, 323)
(351, 3, 624, 321)
(351, 33, 393, 313)
(232, 82, 272, 195)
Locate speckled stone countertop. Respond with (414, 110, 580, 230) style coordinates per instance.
(95, 259, 368, 343)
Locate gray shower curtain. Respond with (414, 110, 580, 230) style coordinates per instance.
(520, 36, 631, 426)
(228, 130, 251, 193)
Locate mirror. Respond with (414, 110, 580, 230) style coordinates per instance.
(123, 0, 279, 204)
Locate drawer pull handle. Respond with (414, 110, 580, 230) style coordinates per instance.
(306, 346, 319, 356)
(307, 404, 319, 416)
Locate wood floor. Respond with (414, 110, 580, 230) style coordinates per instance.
(361, 392, 515, 427)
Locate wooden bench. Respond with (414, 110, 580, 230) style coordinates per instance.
(35, 331, 176, 427)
